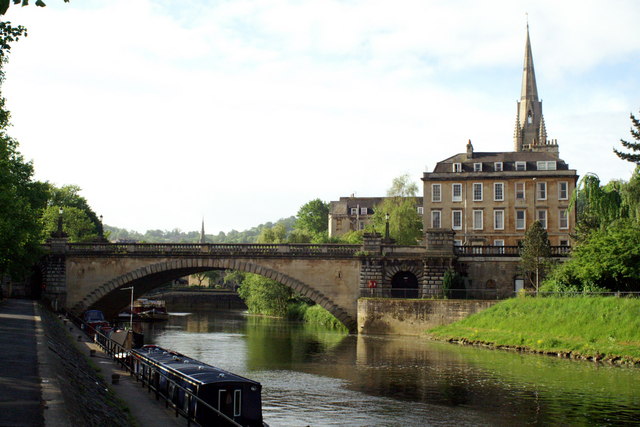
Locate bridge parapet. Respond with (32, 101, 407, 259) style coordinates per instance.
(45, 242, 362, 258)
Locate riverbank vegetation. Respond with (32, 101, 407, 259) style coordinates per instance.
(225, 270, 348, 331)
(429, 297, 640, 363)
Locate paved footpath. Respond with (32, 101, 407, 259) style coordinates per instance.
(0, 299, 186, 427)
(0, 299, 44, 426)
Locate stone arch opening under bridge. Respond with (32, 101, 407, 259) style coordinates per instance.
(69, 258, 357, 332)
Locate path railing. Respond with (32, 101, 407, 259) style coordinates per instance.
(68, 312, 242, 427)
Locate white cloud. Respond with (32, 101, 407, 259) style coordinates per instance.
(2, 0, 640, 233)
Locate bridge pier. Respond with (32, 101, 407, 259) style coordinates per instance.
(41, 237, 68, 311)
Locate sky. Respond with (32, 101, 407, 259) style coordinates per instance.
(3, 0, 639, 234)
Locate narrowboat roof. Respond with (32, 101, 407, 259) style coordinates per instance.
(132, 345, 261, 387)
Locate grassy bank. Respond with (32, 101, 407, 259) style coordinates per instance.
(287, 303, 348, 333)
(428, 297, 640, 363)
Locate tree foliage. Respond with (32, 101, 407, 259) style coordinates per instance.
(236, 273, 292, 317)
(41, 205, 98, 242)
(520, 220, 552, 293)
(368, 174, 422, 245)
(542, 220, 640, 292)
(0, 27, 48, 280)
(614, 112, 640, 164)
(0, 136, 47, 279)
(295, 198, 329, 235)
(387, 174, 418, 197)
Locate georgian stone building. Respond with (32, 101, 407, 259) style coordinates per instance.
(422, 27, 578, 248)
(328, 196, 423, 238)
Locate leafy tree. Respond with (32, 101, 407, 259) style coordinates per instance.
(368, 174, 422, 245)
(0, 25, 48, 280)
(0, 136, 48, 279)
(542, 219, 640, 292)
(614, 112, 640, 164)
(257, 223, 287, 243)
(41, 205, 98, 242)
(47, 184, 102, 232)
(236, 273, 292, 317)
(387, 174, 419, 197)
(287, 228, 312, 243)
(520, 220, 552, 294)
(295, 199, 329, 235)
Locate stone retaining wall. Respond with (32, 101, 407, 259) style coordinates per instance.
(358, 298, 498, 336)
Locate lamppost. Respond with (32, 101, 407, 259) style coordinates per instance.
(98, 214, 106, 242)
(121, 286, 134, 330)
(384, 212, 390, 242)
(53, 207, 66, 237)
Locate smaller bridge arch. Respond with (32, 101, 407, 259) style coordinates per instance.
(71, 258, 357, 332)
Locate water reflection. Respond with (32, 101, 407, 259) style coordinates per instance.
(143, 310, 640, 426)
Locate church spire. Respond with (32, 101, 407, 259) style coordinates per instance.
(199, 218, 206, 244)
(513, 24, 553, 152)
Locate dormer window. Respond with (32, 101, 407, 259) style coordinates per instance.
(527, 111, 533, 124)
(537, 161, 557, 171)
(360, 207, 368, 215)
(350, 208, 357, 215)
(494, 162, 503, 171)
(515, 161, 526, 171)
(453, 163, 462, 172)
(473, 163, 482, 172)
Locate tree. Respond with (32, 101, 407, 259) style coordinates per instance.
(257, 223, 287, 243)
(614, 112, 640, 164)
(0, 24, 48, 280)
(542, 219, 640, 292)
(236, 273, 292, 317)
(368, 174, 422, 245)
(520, 220, 552, 294)
(47, 184, 102, 231)
(41, 205, 98, 242)
(0, 137, 48, 279)
(295, 199, 329, 235)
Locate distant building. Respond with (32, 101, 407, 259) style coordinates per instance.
(422, 26, 577, 248)
(328, 196, 423, 237)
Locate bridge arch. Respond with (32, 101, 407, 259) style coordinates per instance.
(70, 258, 357, 332)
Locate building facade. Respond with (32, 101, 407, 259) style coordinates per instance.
(422, 27, 578, 248)
(329, 196, 423, 237)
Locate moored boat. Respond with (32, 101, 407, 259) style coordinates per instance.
(120, 298, 170, 321)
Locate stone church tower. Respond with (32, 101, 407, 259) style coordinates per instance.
(513, 25, 558, 153)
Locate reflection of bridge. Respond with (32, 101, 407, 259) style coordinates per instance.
(39, 232, 569, 332)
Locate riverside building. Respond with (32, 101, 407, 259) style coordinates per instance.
(422, 26, 578, 249)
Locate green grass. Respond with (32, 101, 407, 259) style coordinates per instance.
(428, 297, 640, 362)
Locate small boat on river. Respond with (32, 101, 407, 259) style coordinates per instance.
(120, 298, 170, 321)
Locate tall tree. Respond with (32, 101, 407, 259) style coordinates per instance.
(41, 205, 98, 242)
(614, 112, 640, 165)
(0, 22, 48, 280)
(369, 174, 422, 245)
(46, 184, 102, 232)
(520, 220, 552, 294)
(295, 199, 329, 235)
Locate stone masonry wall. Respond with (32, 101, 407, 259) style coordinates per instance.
(358, 298, 498, 336)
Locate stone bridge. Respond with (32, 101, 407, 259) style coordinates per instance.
(39, 231, 569, 332)
(40, 232, 462, 332)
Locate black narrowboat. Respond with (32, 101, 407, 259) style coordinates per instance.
(130, 345, 264, 426)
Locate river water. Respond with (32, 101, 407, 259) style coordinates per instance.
(141, 310, 640, 426)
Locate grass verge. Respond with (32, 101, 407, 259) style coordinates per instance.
(428, 297, 640, 363)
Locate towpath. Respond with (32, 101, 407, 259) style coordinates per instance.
(0, 298, 186, 426)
